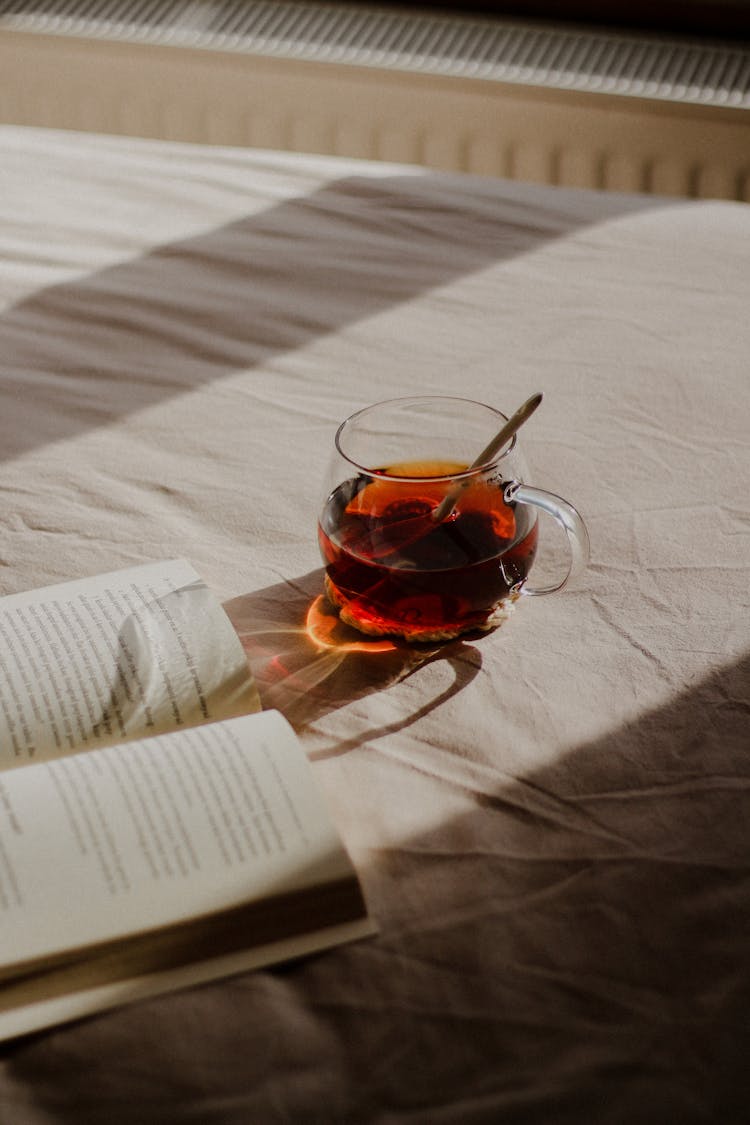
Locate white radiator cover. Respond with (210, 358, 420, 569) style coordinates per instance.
(0, 0, 748, 199)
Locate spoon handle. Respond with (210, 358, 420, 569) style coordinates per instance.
(432, 392, 543, 523)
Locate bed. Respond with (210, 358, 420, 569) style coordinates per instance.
(0, 124, 748, 1123)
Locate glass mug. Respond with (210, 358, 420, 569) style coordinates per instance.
(317, 396, 589, 642)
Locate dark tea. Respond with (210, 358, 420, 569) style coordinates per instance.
(318, 459, 538, 641)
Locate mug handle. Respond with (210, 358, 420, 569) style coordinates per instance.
(504, 481, 590, 596)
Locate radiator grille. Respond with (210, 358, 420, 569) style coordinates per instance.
(0, 0, 748, 109)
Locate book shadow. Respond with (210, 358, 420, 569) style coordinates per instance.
(223, 568, 487, 752)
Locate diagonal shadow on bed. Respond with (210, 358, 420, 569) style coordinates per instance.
(321, 648, 749, 1125)
(0, 172, 669, 463)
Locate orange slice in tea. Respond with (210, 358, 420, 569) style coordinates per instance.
(456, 477, 516, 540)
(345, 458, 515, 552)
(345, 460, 467, 519)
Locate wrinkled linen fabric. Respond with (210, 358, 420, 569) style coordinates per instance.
(0, 125, 748, 1124)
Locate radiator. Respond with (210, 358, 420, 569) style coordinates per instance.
(0, 0, 748, 199)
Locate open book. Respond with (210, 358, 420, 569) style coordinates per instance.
(0, 559, 372, 1041)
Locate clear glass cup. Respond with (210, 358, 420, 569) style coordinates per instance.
(317, 396, 589, 642)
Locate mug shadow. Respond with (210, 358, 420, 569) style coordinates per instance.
(222, 567, 488, 756)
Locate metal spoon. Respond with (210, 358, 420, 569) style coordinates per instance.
(431, 391, 543, 523)
(354, 392, 544, 562)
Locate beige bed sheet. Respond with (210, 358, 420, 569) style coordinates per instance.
(0, 125, 748, 1123)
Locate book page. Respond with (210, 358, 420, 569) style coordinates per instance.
(0, 711, 360, 975)
(0, 559, 260, 769)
